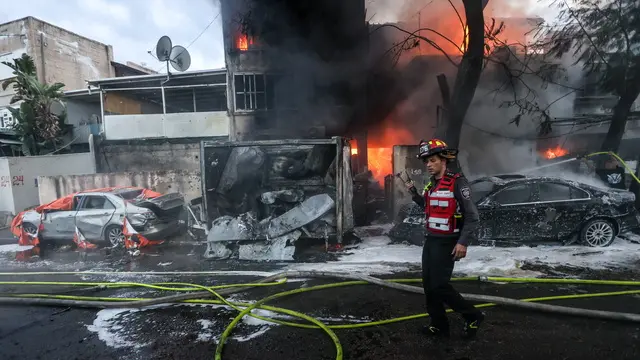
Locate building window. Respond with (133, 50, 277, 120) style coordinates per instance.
(0, 108, 15, 129)
(234, 74, 274, 111)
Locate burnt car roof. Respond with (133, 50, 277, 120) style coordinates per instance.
(472, 174, 596, 188)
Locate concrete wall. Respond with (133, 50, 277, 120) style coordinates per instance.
(97, 142, 203, 173)
(0, 17, 114, 91)
(38, 170, 202, 205)
(103, 112, 231, 141)
(0, 158, 14, 215)
(4, 153, 96, 213)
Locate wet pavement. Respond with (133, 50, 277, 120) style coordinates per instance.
(0, 227, 639, 360)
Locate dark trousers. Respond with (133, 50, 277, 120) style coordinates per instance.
(422, 235, 479, 328)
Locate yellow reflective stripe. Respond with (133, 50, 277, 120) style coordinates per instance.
(423, 182, 433, 191)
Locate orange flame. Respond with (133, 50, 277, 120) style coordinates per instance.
(236, 34, 254, 51)
(543, 146, 569, 159)
(367, 148, 393, 185)
(350, 140, 358, 155)
(366, 121, 417, 186)
(460, 25, 469, 52)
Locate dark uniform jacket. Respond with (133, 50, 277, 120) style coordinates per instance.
(411, 171, 480, 246)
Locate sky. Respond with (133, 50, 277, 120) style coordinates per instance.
(0, 0, 225, 72)
(0, 0, 557, 74)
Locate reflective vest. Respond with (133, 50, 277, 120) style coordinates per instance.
(423, 172, 463, 235)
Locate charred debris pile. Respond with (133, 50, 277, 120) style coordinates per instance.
(201, 140, 353, 259)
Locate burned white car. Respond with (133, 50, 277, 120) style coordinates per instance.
(19, 187, 187, 246)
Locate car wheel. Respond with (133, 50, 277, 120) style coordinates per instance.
(104, 224, 125, 247)
(581, 219, 616, 247)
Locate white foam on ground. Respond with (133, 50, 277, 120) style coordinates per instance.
(196, 319, 219, 342)
(0, 244, 33, 253)
(322, 235, 640, 276)
(286, 261, 411, 275)
(86, 309, 142, 349)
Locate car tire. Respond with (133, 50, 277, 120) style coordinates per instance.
(580, 218, 617, 247)
(104, 224, 125, 247)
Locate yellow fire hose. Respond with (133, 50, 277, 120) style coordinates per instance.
(1, 274, 640, 360)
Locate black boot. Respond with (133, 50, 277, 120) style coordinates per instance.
(462, 312, 485, 339)
(422, 324, 450, 338)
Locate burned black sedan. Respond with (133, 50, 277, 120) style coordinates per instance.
(389, 175, 640, 247)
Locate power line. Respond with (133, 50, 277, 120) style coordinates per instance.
(155, 11, 221, 72)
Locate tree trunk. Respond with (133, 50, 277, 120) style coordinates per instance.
(442, 0, 485, 149)
(600, 88, 640, 153)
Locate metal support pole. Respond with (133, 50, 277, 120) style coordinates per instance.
(335, 137, 344, 245)
(192, 89, 197, 112)
(161, 86, 166, 114)
(99, 90, 104, 121)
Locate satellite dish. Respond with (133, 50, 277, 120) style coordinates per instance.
(156, 36, 172, 62)
(154, 35, 191, 78)
(169, 45, 191, 72)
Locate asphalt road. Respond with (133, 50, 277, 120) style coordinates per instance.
(0, 228, 14, 244)
(0, 244, 639, 360)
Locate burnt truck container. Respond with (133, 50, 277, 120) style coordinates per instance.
(199, 137, 354, 257)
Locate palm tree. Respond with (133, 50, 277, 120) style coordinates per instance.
(1, 53, 66, 155)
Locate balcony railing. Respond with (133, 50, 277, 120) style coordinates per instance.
(103, 111, 230, 140)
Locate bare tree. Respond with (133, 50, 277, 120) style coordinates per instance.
(439, 0, 485, 148)
(538, 0, 640, 152)
(371, 0, 487, 148)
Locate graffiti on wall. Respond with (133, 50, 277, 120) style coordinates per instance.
(0, 175, 24, 187)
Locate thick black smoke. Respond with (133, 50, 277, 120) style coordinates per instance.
(221, 0, 372, 137)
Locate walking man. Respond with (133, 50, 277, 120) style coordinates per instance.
(405, 139, 485, 339)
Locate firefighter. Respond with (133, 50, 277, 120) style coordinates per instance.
(405, 139, 485, 339)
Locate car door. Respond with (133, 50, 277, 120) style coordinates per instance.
(535, 182, 591, 239)
(487, 183, 538, 244)
(470, 180, 497, 241)
(43, 195, 84, 240)
(75, 194, 117, 241)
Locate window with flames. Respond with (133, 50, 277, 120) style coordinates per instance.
(234, 33, 258, 52)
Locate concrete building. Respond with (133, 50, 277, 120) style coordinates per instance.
(0, 16, 115, 93)
(63, 69, 230, 172)
(0, 16, 159, 149)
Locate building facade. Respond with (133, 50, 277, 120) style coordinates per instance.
(219, 0, 369, 141)
(0, 16, 115, 93)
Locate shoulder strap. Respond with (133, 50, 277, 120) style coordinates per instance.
(445, 170, 462, 179)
